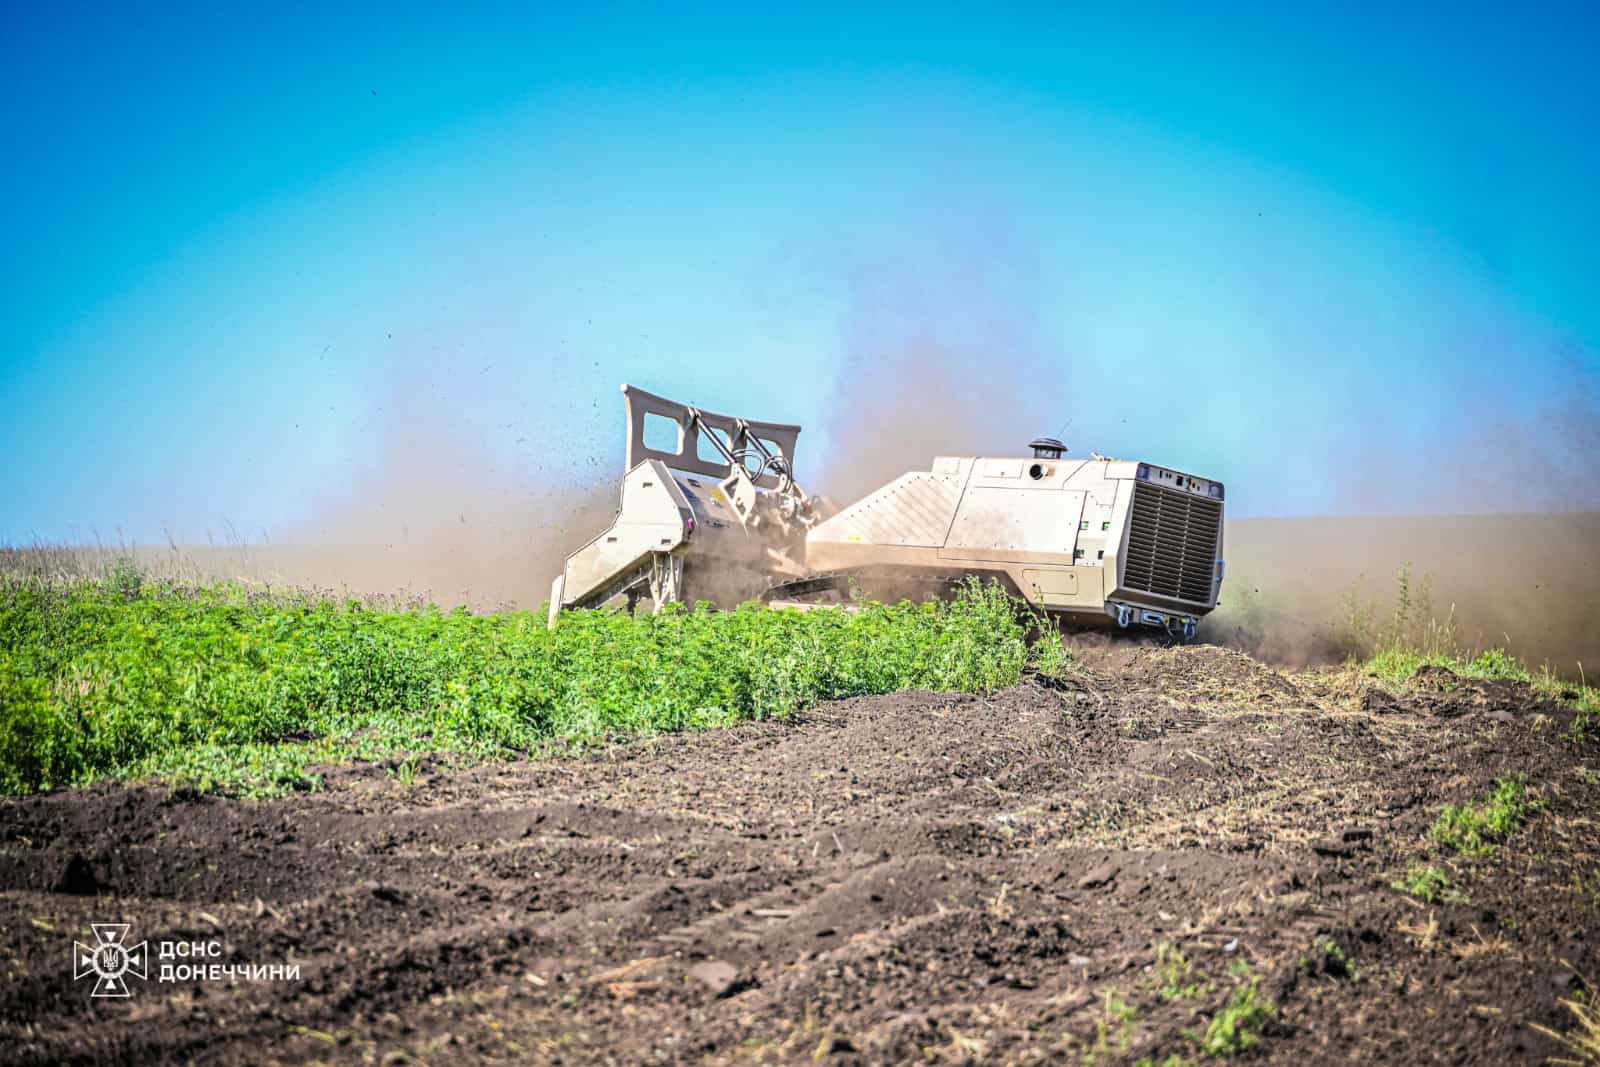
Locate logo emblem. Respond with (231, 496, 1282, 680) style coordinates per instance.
(73, 923, 148, 997)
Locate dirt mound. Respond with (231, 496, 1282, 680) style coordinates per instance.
(1411, 668, 1554, 720)
(1092, 643, 1306, 707)
(1347, 666, 1572, 723)
(2, 662, 1596, 1064)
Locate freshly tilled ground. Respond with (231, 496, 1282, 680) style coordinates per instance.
(2, 644, 1597, 1064)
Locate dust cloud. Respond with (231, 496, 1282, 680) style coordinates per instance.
(805, 241, 1599, 676)
(1210, 354, 1600, 675)
(1209, 513, 1600, 678)
(111, 214, 1599, 666)
(270, 356, 617, 609)
(814, 242, 1069, 506)
(1334, 350, 1600, 516)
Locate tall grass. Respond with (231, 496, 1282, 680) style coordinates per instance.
(1339, 564, 1600, 737)
(0, 566, 1043, 796)
(1337, 563, 1459, 660)
(1338, 563, 1522, 680)
(0, 535, 261, 586)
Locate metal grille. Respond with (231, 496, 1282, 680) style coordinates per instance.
(1121, 484, 1221, 604)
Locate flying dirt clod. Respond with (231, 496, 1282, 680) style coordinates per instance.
(550, 384, 1226, 637)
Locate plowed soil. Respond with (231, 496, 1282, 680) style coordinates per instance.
(3, 645, 1597, 1065)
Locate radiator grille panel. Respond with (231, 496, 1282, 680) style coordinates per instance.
(1122, 484, 1221, 604)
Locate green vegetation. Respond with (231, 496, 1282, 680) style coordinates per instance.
(1030, 630, 1075, 681)
(1118, 962, 1275, 1061)
(1430, 776, 1534, 857)
(1153, 942, 1208, 1001)
(1083, 990, 1139, 1066)
(1304, 936, 1355, 980)
(388, 756, 421, 786)
(1364, 645, 1533, 686)
(1127, 946, 1279, 1063)
(1195, 978, 1274, 1058)
(1338, 562, 1458, 665)
(0, 568, 1050, 797)
(1391, 863, 1454, 903)
(1342, 563, 1527, 682)
(1390, 778, 1534, 904)
(1568, 681, 1600, 744)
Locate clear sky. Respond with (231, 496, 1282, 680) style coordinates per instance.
(4, 3, 1598, 543)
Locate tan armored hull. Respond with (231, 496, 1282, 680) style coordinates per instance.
(803, 454, 1224, 633)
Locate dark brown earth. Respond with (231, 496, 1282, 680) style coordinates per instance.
(2, 644, 1597, 1065)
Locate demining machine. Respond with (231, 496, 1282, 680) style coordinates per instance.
(548, 385, 1226, 638)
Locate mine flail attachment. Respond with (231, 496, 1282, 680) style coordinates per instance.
(548, 384, 821, 628)
(648, 552, 683, 607)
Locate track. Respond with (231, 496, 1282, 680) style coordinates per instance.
(759, 568, 976, 605)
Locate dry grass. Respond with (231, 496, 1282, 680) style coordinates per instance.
(1531, 966, 1600, 1067)
(1397, 912, 1440, 953)
(1448, 925, 1516, 960)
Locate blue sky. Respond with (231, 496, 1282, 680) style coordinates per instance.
(3, 3, 1598, 543)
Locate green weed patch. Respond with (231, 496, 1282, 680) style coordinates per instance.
(1363, 646, 1532, 686)
(1, 571, 1046, 796)
(1391, 863, 1455, 904)
(1430, 776, 1534, 857)
(1153, 942, 1208, 1002)
(1196, 978, 1274, 1057)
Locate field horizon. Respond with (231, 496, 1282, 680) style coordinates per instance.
(8, 510, 1595, 678)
